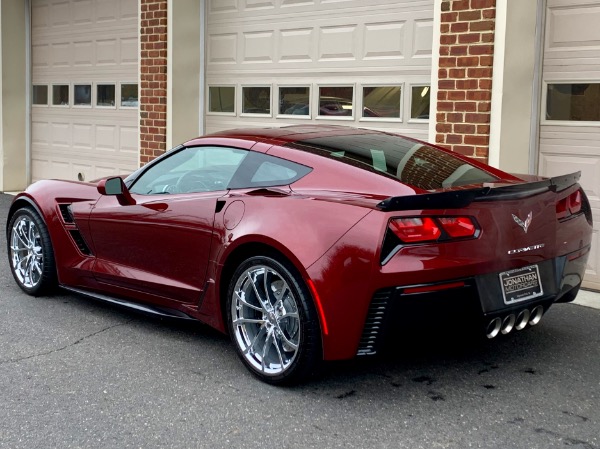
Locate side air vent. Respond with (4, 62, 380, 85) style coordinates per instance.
(357, 289, 392, 356)
(59, 204, 74, 223)
(69, 230, 92, 256)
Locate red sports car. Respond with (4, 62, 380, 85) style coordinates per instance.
(6, 125, 592, 384)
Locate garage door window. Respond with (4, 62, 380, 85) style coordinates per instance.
(318, 86, 354, 119)
(32, 85, 48, 106)
(242, 86, 271, 115)
(97, 84, 116, 107)
(74, 84, 92, 106)
(546, 83, 600, 122)
(362, 86, 402, 119)
(208, 86, 235, 114)
(121, 83, 139, 108)
(410, 85, 430, 120)
(278, 86, 310, 117)
(52, 85, 69, 106)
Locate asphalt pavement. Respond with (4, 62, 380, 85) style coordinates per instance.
(0, 193, 599, 449)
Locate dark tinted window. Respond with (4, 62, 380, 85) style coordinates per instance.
(229, 152, 311, 189)
(287, 133, 497, 190)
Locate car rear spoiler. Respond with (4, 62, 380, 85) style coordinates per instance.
(376, 171, 581, 211)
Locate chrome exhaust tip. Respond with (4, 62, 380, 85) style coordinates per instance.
(529, 305, 544, 326)
(515, 309, 531, 331)
(501, 314, 516, 335)
(486, 317, 502, 339)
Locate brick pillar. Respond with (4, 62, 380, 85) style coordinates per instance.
(140, 0, 168, 166)
(436, 0, 496, 163)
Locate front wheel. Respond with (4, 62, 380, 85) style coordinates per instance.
(7, 207, 57, 295)
(227, 255, 321, 385)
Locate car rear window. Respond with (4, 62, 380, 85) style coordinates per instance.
(287, 132, 498, 190)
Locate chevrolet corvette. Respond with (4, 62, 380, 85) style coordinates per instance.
(6, 125, 592, 384)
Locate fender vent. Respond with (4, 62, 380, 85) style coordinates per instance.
(69, 230, 92, 256)
(357, 289, 392, 356)
(59, 204, 74, 223)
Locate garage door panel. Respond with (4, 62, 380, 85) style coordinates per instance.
(32, 0, 138, 182)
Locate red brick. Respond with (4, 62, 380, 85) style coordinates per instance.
(449, 68, 466, 78)
(457, 56, 480, 67)
(469, 44, 494, 55)
(437, 112, 447, 122)
(446, 134, 463, 144)
(452, 0, 470, 11)
(479, 79, 493, 89)
(435, 134, 445, 143)
(439, 68, 448, 79)
(448, 90, 466, 101)
(450, 22, 469, 33)
(439, 57, 457, 68)
(466, 90, 491, 101)
(450, 45, 468, 56)
(465, 112, 490, 123)
(459, 10, 481, 21)
(471, 0, 495, 8)
(477, 124, 490, 134)
(456, 79, 479, 89)
(438, 91, 448, 101)
(458, 33, 481, 44)
(467, 67, 493, 78)
(454, 124, 476, 134)
(482, 8, 496, 19)
(437, 123, 453, 133)
(480, 55, 494, 67)
(441, 1, 451, 11)
(453, 145, 476, 156)
(438, 101, 455, 112)
(442, 12, 458, 22)
(478, 102, 491, 112)
(439, 79, 456, 89)
(441, 23, 450, 33)
(447, 112, 464, 122)
(440, 34, 457, 45)
(455, 101, 477, 112)
(481, 32, 494, 43)
(470, 20, 495, 32)
(464, 135, 489, 145)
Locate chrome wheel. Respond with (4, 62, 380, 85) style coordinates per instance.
(10, 215, 44, 289)
(231, 265, 301, 376)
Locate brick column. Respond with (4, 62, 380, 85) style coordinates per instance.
(140, 0, 168, 166)
(436, 0, 496, 163)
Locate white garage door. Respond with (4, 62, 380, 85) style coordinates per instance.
(205, 0, 434, 141)
(538, 0, 600, 290)
(31, 0, 139, 183)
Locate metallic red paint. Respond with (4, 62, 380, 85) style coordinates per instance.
(7, 125, 593, 365)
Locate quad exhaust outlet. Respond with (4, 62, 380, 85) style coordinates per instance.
(486, 306, 544, 339)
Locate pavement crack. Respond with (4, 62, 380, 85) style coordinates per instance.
(0, 320, 132, 365)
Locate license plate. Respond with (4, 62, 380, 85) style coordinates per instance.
(499, 265, 544, 305)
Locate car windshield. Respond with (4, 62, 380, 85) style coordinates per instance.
(287, 132, 498, 190)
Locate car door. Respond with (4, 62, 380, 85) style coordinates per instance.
(87, 145, 249, 306)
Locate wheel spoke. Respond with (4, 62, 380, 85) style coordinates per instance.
(242, 324, 266, 356)
(235, 291, 262, 312)
(261, 330, 274, 373)
(273, 332, 285, 368)
(233, 317, 265, 326)
(247, 270, 270, 312)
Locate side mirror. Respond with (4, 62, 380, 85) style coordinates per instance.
(97, 177, 136, 206)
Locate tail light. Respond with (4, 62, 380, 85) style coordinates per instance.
(389, 216, 478, 244)
(556, 189, 584, 220)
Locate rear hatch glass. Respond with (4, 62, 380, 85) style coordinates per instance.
(287, 133, 498, 190)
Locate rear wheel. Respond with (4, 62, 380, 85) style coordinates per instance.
(8, 207, 57, 295)
(227, 255, 321, 385)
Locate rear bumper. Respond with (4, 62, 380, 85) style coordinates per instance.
(357, 246, 590, 356)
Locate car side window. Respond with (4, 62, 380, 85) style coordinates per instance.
(129, 146, 248, 195)
(228, 152, 312, 189)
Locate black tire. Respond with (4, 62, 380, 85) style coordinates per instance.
(7, 207, 57, 296)
(226, 255, 322, 385)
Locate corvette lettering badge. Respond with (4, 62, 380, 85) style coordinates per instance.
(512, 211, 533, 233)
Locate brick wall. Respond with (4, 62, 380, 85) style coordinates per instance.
(436, 0, 496, 163)
(140, 0, 168, 166)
